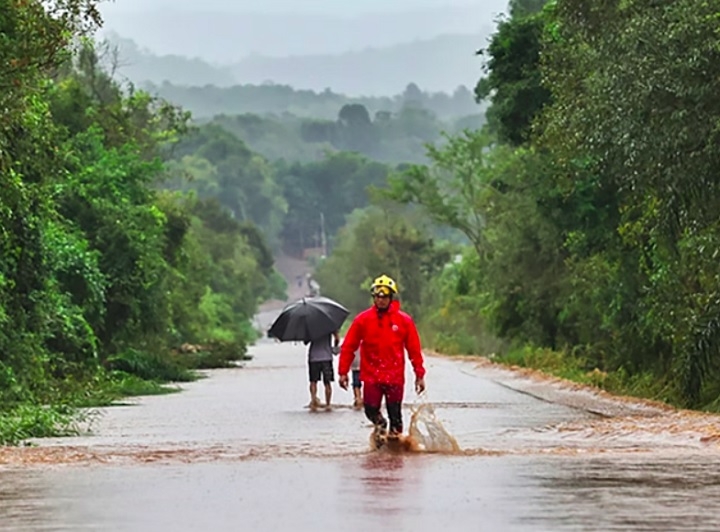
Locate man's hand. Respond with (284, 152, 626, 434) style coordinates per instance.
(339, 374, 349, 390)
(415, 377, 426, 394)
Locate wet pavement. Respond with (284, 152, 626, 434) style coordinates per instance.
(2, 310, 720, 530)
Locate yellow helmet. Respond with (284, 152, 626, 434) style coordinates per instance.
(370, 274, 398, 295)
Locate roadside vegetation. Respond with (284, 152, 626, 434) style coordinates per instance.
(317, 0, 720, 412)
(0, 1, 283, 445)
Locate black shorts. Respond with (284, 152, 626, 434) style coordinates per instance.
(308, 360, 334, 383)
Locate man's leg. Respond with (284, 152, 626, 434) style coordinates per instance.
(309, 382, 319, 408)
(352, 370, 362, 408)
(308, 362, 321, 408)
(384, 384, 405, 435)
(363, 382, 386, 428)
(353, 387, 363, 408)
(322, 360, 334, 408)
(323, 382, 332, 408)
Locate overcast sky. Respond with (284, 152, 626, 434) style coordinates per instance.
(98, 0, 508, 63)
(100, 0, 501, 15)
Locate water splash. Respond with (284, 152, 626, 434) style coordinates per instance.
(406, 397, 461, 453)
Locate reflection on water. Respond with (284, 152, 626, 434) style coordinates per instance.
(358, 453, 411, 520)
(5, 453, 720, 531)
(525, 454, 720, 531)
(0, 470, 53, 530)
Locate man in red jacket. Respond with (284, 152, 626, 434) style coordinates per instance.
(338, 274, 426, 442)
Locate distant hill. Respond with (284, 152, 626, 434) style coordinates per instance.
(105, 33, 236, 87)
(105, 33, 490, 96)
(230, 34, 487, 95)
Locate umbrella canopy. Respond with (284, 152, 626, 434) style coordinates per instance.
(268, 296, 349, 343)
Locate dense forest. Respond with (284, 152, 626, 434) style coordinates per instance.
(317, 0, 720, 412)
(197, 104, 485, 165)
(150, 82, 486, 164)
(3, 0, 720, 444)
(146, 80, 483, 121)
(0, 0, 283, 444)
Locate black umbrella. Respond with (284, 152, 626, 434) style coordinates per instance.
(268, 296, 349, 343)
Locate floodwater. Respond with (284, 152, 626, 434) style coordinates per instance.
(2, 310, 720, 530)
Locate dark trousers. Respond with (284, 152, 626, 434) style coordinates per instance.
(362, 382, 404, 433)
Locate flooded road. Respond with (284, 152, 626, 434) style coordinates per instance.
(3, 310, 720, 530)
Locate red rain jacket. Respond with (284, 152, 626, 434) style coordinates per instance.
(338, 300, 425, 385)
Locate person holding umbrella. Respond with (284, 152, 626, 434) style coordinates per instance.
(306, 331, 339, 410)
(338, 275, 426, 444)
(267, 295, 350, 410)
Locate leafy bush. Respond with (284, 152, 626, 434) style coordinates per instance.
(106, 349, 195, 383)
(0, 404, 85, 446)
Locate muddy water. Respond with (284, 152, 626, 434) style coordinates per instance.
(2, 311, 720, 530)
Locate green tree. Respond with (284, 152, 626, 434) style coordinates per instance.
(538, 0, 720, 405)
(337, 103, 377, 154)
(509, 0, 547, 17)
(0, 0, 103, 398)
(385, 130, 568, 347)
(315, 206, 451, 318)
(385, 131, 505, 258)
(168, 125, 288, 247)
(275, 152, 391, 255)
(475, 6, 551, 146)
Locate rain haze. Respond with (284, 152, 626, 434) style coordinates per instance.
(98, 0, 509, 94)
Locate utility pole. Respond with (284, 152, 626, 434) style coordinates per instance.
(320, 211, 327, 258)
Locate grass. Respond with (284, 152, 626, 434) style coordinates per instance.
(0, 404, 88, 446)
(0, 371, 184, 446)
(0, 340, 254, 446)
(496, 345, 676, 406)
(74, 371, 183, 408)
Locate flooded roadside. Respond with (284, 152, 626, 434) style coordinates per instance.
(2, 336, 720, 464)
(1, 309, 720, 530)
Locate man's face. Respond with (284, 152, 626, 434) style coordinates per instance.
(373, 289, 392, 310)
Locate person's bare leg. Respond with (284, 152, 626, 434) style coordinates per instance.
(309, 382, 319, 409)
(353, 387, 362, 408)
(324, 382, 332, 409)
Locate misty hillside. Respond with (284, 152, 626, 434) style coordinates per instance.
(107, 34, 236, 87)
(230, 34, 487, 95)
(106, 33, 489, 95)
(142, 82, 484, 121)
